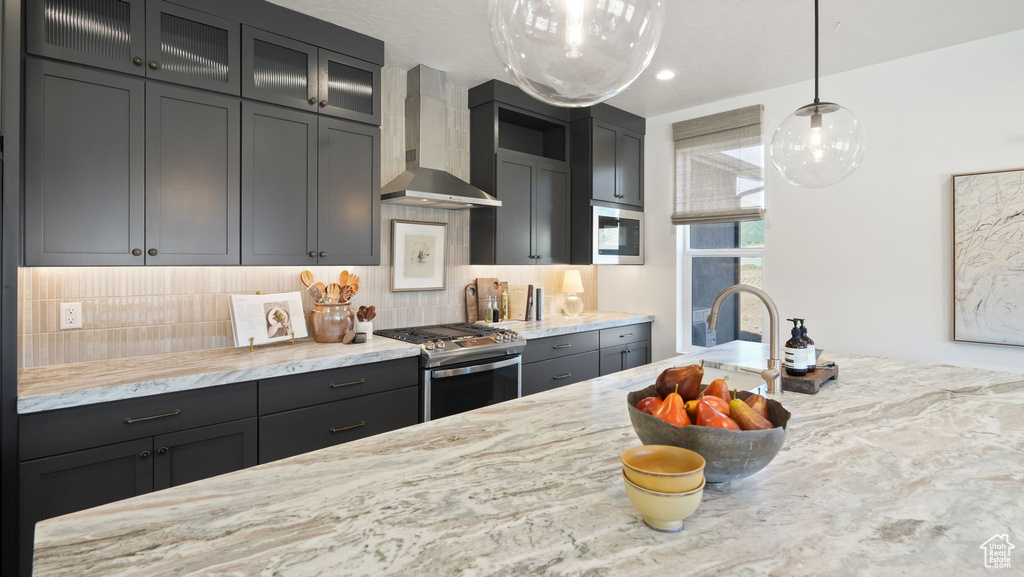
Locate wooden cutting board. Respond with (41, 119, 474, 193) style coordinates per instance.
(465, 284, 478, 322)
(475, 278, 507, 320)
(508, 284, 530, 320)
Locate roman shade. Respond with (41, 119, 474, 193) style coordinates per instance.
(672, 104, 765, 225)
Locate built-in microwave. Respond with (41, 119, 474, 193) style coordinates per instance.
(592, 206, 644, 264)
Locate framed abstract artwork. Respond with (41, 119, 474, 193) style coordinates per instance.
(391, 220, 447, 292)
(952, 168, 1024, 347)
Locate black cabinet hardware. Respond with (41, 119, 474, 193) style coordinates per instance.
(124, 409, 180, 424)
(133, 57, 143, 66)
(139, 451, 151, 459)
(148, 248, 158, 256)
(158, 447, 168, 454)
(148, 60, 159, 69)
(552, 344, 572, 350)
(330, 378, 366, 389)
(553, 373, 572, 380)
(330, 421, 365, 434)
(132, 249, 142, 256)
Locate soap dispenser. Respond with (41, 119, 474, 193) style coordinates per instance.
(797, 319, 816, 373)
(784, 319, 808, 377)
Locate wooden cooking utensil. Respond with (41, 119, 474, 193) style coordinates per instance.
(357, 306, 367, 322)
(326, 283, 342, 303)
(366, 306, 376, 321)
(307, 285, 324, 304)
(300, 270, 314, 288)
(339, 270, 350, 287)
(314, 282, 327, 302)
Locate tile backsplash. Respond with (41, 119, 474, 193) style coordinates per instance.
(17, 66, 596, 368)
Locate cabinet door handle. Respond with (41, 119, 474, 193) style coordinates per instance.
(309, 251, 317, 257)
(158, 446, 168, 455)
(148, 60, 159, 69)
(124, 409, 180, 424)
(619, 333, 634, 338)
(132, 248, 142, 256)
(552, 343, 572, 350)
(553, 373, 572, 380)
(308, 96, 318, 105)
(133, 57, 143, 66)
(139, 451, 151, 459)
(148, 248, 158, 256)
(320, 99, 328, 107)
(330, 421, 365, 433)
(330, 378, 366, 389)
(320, 251, 328, 258)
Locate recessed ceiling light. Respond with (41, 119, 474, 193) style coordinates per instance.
(654, 69, 676, 81)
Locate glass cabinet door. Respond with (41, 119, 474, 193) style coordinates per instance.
(26, 0, 147, 75)
(317, 48, 381, 125)
(242, 26, 318, 111)
(145, 0, 240, 95)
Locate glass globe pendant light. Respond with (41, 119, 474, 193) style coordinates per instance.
(770, 0, 866, 188)
(489, 0, 667, 107)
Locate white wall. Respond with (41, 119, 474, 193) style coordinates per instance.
(599, 29, 1024, 373)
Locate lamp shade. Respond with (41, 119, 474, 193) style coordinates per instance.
(562, 270, 585, 294)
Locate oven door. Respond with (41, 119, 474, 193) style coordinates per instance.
(423, 356, 521, 421)
(592, 206, 644, 264)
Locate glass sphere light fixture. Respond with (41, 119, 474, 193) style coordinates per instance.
(489, 0, 667, 107)
(770, 0, 866, 188)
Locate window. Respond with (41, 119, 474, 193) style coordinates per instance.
(672, 106, 766, 351)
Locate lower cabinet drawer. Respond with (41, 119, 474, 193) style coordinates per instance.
(258, 385, 419, 463)
(522, 350, 600, 396)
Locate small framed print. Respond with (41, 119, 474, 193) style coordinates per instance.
(391, 220, 447, 292)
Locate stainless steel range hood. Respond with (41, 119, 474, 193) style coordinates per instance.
(381, 65, 501, 209)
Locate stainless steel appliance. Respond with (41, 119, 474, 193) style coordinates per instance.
(374, 323, 526, 421)
(592, 205, 644, 264)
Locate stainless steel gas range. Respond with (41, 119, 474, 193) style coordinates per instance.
(375, 323, 527, 421)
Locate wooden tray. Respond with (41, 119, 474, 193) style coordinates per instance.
(782, 362, 838, 394)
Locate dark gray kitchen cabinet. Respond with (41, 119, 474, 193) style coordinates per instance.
(19, 438, 154, 577)
(317, 48, 381, 125)
(318, 117, 380, 265)
(599, 340, 652, 376)
(258, 386, 418, 463)
(24, 59, 146, 266)
(489, 150, 570, 265)
(152, 418, 257, 490)
(534, 159, 571, 264)
(145, 83, 240, 265)
(572, 118, 644, 208)
(494, 152, 535, 265)
(241, 102, 318, 265)
(522, 350, 601, 396)
(26, 0, 147, 75)
(145, 0, 240, 95)
(242, 26, 318, 111)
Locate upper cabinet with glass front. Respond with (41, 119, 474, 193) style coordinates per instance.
(317, 48, 380, 125)
(145, 0, 240, 94)
(27, 0, 148, 75)
(242, 26, 318, 111)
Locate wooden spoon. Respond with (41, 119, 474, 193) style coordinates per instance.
(326, 283, 342, 303)
(339, 270, 350, 287)
(314, 282, 327, 302)
(367, 305, 376, 321)
(300, 270, 314, 288)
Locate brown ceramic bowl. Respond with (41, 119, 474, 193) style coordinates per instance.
(621, 445, 705, 493)
(626, 385, 791, 483)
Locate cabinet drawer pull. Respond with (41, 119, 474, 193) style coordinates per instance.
(330, 378, 366, 389)
(553, 373, 572, 380)
(330, 421, 365, 433)
(552, 344, 572, 349)
(619, 333, 634, 338)
(124, 409, 180, 424)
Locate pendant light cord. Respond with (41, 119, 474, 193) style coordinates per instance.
(814, 0, 820, 104)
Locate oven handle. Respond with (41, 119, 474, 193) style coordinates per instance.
(431, 357, 521, 379)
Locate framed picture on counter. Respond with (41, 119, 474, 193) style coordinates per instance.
(228, 291, 308, 347)
(952, 167, 1024, 348)
(391, 220, 447, 292)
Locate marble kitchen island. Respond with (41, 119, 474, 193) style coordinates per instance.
(32, 344, 1024, 576)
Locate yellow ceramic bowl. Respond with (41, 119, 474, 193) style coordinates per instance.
(621, 445, 706, 493)
(622, 469, 706, 533)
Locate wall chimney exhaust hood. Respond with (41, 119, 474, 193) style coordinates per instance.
(381, 65, 501, 209)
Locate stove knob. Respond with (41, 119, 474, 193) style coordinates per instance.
(435, 340, 446, 350)
(509, 332, 519, 341)
(424, 342, 435, 351)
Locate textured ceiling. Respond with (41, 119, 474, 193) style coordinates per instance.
(269, 0, 1024, 117)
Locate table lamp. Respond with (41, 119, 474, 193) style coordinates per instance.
(561, 270, 585, 317)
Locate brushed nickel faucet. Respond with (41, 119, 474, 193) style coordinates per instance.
(706, 284, 783, 395)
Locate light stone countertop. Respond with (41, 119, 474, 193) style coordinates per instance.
(17, 311, 654, 414)
(32, 342, 1024, 576)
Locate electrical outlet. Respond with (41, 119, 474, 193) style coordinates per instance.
(60, 302, 83, 330)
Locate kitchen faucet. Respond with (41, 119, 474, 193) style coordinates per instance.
(706, 284, 782, 395)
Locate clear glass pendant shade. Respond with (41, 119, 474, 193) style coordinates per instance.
(770, 102, 866, 188)
(489, 0, 667, 107)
